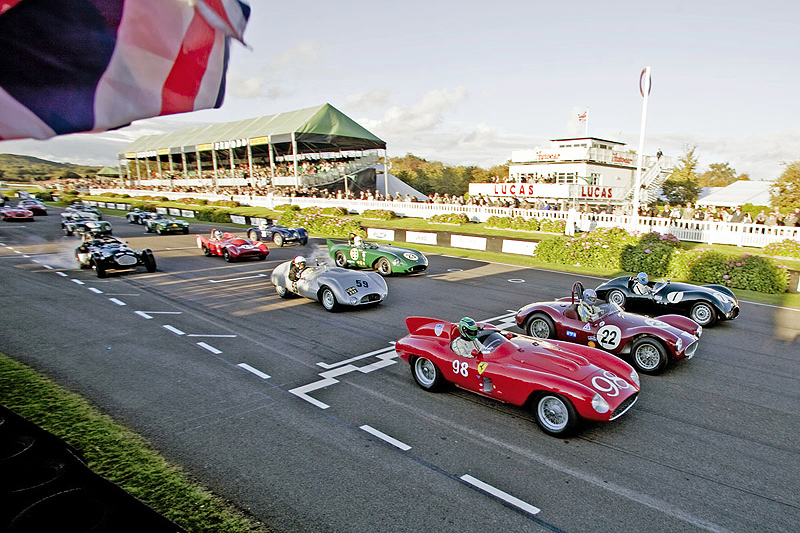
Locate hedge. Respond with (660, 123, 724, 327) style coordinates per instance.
(277, 211, 363, 238)
(429, 213, 469, 224)
(361, 209, 396, 221)
(763, 239, 800, 259)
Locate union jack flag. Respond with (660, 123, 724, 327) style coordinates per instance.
(0, 0, 250, 141)
(577, 110, 588, 122)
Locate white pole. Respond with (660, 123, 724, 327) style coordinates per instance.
(384, 148, 389, 200)
(633, 66, 651, 226)
(584, 107, 589, 137)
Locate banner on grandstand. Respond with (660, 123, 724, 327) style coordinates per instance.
(468, 183, 623, 201)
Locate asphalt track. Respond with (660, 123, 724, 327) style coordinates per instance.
(1, 208, 799, 533)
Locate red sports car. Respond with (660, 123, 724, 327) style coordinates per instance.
(515, 282, 701, 374)
(196, 229, 269, 262)
(1, 206, 35, 221)
(395, 317, 640, 437)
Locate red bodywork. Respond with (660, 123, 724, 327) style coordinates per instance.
(196, 230, 269, 261)
(1, 207, 35, 221)
(395, 317, 640, 425)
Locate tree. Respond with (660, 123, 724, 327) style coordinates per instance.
(770, 161, 800, 208)
(668, 145, 700, 183)
(661, 178, 701, 205)
(696, 162, 750, 188)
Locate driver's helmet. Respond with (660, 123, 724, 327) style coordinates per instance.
(212, 229, 222, 239)
(636, 272, 648, 286)
(458, 317, 479, 340)
(581, 289, 599, 311)
(353, 236, 364, 247)
(293, 255, 306, 269)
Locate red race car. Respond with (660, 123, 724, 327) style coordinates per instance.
(196, 229, 269, 262)
(395, 317, 640, 437)
(1, 206, 35, 221)
(515, 282, 701, 374)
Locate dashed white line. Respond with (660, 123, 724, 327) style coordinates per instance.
(197, 342, 222, 354)
(163, 325, 185, 336)
(208, 273, 268, 284)
(135, 311, 182, 320)
(71, 279, 85, 285)
(56, 272, 68, 277)
(360, 425, 411, 451)
(23, 255, 30, 258)
(88, 287, 103, 294)
(187, 334, 238, 338)
(14, 250, 22, 254)
(109, 298, 126, 306)
(43, 265, 53, 269)
(460, 474, 541, 516)
(237, 363, 270, 379)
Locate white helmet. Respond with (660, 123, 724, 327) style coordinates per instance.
(354, 236, 363, 246)
(293, 256, 306, 267)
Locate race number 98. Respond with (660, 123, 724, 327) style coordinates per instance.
(452, 360, 468, 377)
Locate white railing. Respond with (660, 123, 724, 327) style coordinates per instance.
(88, 188, 799, 248)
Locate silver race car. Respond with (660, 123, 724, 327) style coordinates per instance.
(271, 260, 387, 312)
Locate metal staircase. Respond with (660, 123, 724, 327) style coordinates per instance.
(621, 156, 673, 204)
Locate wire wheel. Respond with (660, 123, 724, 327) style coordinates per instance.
(607, 289, 626, 307)
(533, 394, 576, 436)
(526, 314, 555, 339)
(631, 337, 668, 374)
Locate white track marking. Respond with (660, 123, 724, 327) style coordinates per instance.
(197, 342, 222, 354)
(360, 425, 411, 451)
(109, 298, 126, 306)
(31, 259, 39, 263)
(71, 279, 85, 285)
(163, 325, 185, 336)
(23, 255, 30, 258)
(187, 334, 238, 338)
(88, 287, 103, 294)
(460, 475, 541, 516)
(317, 346, 396, 369)
(43, 265, 53, 269)
(14, 250, 22, 254)
(208, 273, 267, 284)
(237, 363, 270, 379)
(56, 272, 68, 277)
(135, 311, 182, 320)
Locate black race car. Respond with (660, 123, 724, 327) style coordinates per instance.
(126, 209, 158, 224)
(61, 212, 112, 236)
(594, 275, 740, 327)
(75, 233, 156, 278)
(18, 199, 48, 215)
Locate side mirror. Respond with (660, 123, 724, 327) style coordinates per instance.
(505, 332, 514, 340)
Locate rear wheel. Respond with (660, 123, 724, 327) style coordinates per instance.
(334, 251, 347, 267)
(182, 227, 189, 234)
(142, 250, 157, 273)
(606, 289, 626, 307)
(631, 337, 668, 374)
(526, 313, 556, 339)
(273, 233, 284, 247)
(533, 394, 577, 437)
(412, 357, 443, 391)
(247, 229, 260, 241)
(689, 301, 716, 327)
(375, 257, 392, 276)
(320, 287, 338, 312)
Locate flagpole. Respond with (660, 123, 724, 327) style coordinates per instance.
(633, 66, 651, 227)
(585, 107, 589, 136)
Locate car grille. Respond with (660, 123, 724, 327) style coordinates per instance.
(116, 254, 138, 266)
(685, 341, 698, 359)
(610, 393, 638, 420)
(409, 265, 428, 273)
(360, 293, 382, 303)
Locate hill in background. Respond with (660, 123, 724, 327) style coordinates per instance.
(0, 153, 102, 182)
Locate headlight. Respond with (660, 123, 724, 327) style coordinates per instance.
(350, 297, 358, 305)
(696, 326, 702, 337)
(591, 394, 610, 414)
(403, 252, 418, 261)
(676, 338, 683, 352)
(630, 369, 640, 387)
(393, 258, 402, 265)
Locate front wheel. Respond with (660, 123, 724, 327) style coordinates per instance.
(689, 301, 716, 327)
(275, 284, 291, 298)
(202, 245, 212, 257)
(320, 287, 338, 312)
(63, 226, 73, 236)
(631, 337, 668, 374)
(300, 237, 308, 246)
(223, 249, 234, 262)
(156, 227, 163, 235)
(533, 394, 577, 437)
(412, 357, 443, 391)
(273, 233, 284, 247)
(93, 260, 107, 279)
(142, 250, 157, 273)
(606, 289, 626, 307)
(334, 251, 347, 267)
(526, 313, 556, 339)
(375, 257, 392, 276)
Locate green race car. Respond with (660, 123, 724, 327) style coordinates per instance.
(327, 236, 428, 276)
(144, 214, 190, 234)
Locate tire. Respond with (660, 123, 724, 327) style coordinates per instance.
(300, 237, 308, 246)
(689, 300, 716, 327)
(375, 257, 392, 276)
(320, 287, 338, 312)
(275, 284, 291, 298)
(334, 251, 348, 267)
(526, 313, 556, 339)
(533, 393, 577, 437)
(631, 337, 668, 374)
(248, 229, 260, 241)
(411, 356, 443, 391)
(63, 226, 73, 236)
(273, 233, 284, 247)
(128, 216, 135, 224)
(202, 245, 212, 257)
(182, 227, 189, 234)
(606, 289, 626, 307)
(145, 224, 153, 233)
(142, 250, 157, 273)
(156, 227, 163, 235)
(93, 260, 107, 278)
(223, 249, 234, 262)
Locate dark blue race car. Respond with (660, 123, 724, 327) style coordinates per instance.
(247, 222, 308, 246)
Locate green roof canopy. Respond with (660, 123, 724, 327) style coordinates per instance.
(120, 103, 385, 159)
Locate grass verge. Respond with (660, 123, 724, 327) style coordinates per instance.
(0, 353, 270, 533)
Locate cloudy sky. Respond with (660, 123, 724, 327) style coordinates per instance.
(2, 0, 798, 180)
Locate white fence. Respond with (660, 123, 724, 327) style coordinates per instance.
(88, 188, 799, 248)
